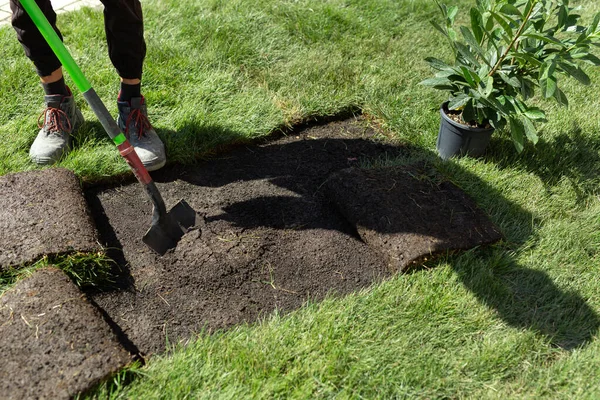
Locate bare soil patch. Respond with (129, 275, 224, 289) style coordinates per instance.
(85, 117, 500, 356)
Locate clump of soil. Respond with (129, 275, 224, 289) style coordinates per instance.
(324, 165, 502, 272)
(445, 108, 492, 129)
(0, 168, 100, 270)
(0, 268, 130, 400)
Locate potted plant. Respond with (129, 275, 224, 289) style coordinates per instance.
(421, 0, 600, 160)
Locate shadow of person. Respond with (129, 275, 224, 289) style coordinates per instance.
(86, 116, 599, 351)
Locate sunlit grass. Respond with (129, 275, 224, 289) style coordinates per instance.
(2, 0, 600, 398)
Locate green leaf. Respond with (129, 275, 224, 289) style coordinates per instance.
(460, 26, 487, 61)
(520, 33, 564, 46)
(561, 10, 580, 29)
(528, 2, 544, 19)
(539, 61, 557, 98)
(436, 0, 447, 18)
(576, 30, 588, 45)
(521, 78, 535, 99)
(470, 8, 484, 44)
(455, 42, 481, 67)
(540, 60, 554, 80)
(488, 49, 498, 67)
(425, 57, 452, 71)
(540, 75, 557, 98)
(553, 87, 569, 106)
(477, 63, 490, 78)
(509, 117, 525, 152)
(510, 52, 542, 67)
(490, 117, 507, 130)
(420, 77, 451, 86)
(448, 28, 458, 41)
(524, 108, 546, 120)
(431, 21, 447, 36)
(447, 6, 459, 24)
(532, 19, 545, 32)
(448, 95, 471, 110)
(483, 107, 499, 124)
(491, 12, 514, 37)
(476, 94, 511, 115)
(460, 66, 479, 87)
(483, 11, 495, 31)
(514, 97, 528, 113)
(520, 115, 538, 145)
(492, 27, 510, 43)
(587, 12, 600, 36)
(570, 47, 591, 59)
(462, 100, 476, 123)
(498, 71, 521, 87)
(499, 4, 522, 17)
(557, 5, 568, 30)
(450, 75, 474, 88)
(468, 88, 482, 100)
(558, 62, 590, 85)
(484, 75, 494, 97)
(476, 0, 490, 10)
(581, 54, 600, 66)
(435, 70, 457, 78)
(566, 13, 581, 28)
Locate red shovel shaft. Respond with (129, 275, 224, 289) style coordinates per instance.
(117, 140, 153, 186)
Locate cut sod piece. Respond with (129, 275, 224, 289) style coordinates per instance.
(0, 267, 130, 399)
(324, 164, 502, 271)
(0, 168, 100, 270)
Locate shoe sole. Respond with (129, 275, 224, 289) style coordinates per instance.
(30, 156, 58, 165)
(29, 147, 69, 165)
(143, 158, 167, 172)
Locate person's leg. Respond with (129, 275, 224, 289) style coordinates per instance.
(99, 0, 146, 81)
(99, 0, 144, 103)
(40, 67, 69, 96)
(10, 0, 62, 78)
(10, 0, 66, 93)
(99, 0, 165, 171)
(10, 0, 83, 165)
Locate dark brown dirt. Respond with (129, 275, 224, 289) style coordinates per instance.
(0, 168, 100, 270)
(0, 268, 131, 400)
(85, 117, 500, 356)
(324, 165, 502, 272)
(444, 107, 491, 129)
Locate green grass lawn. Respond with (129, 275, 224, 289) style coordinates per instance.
(2, 0, 600, 398)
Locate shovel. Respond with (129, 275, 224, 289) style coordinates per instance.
(20, 0, 197, 255)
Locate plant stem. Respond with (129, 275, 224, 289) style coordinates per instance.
(488, 0, 538, 77)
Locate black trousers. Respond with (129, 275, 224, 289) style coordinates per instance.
(10, 0, 146, 79)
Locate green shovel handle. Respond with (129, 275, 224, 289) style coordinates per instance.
(19, 0, 91, 93)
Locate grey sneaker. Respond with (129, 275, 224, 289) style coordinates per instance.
(29, 93, 84, 165)
(117, 97, 166, 171)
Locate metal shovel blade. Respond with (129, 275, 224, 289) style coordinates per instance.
(143, 199, 197, 255)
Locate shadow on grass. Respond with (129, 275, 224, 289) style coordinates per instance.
(486, 123, 600, 203)
(86, 116, 599, 351)
(73, 119, 252, 164)
(452, 248, 598, 350)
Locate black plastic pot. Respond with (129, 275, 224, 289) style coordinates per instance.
(436, 102, 494, 160)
